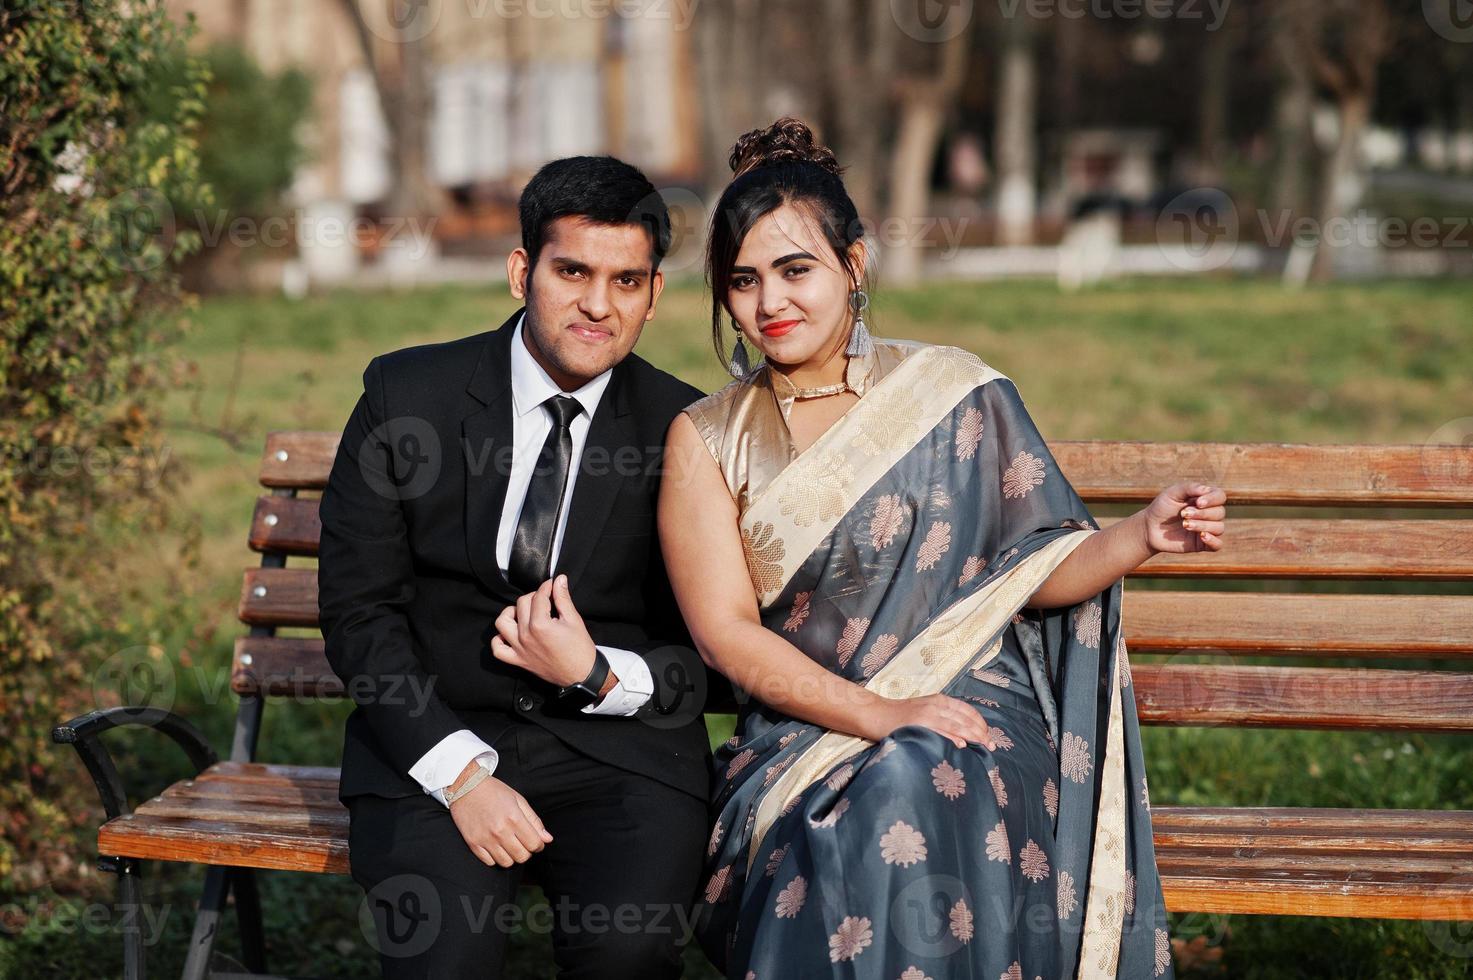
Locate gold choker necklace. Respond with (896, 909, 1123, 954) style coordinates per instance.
(789, 380, 850, 399)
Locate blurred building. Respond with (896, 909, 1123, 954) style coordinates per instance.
(173, 0, 701, 282)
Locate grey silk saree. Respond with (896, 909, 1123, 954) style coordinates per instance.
(681, 340, 1173, 979)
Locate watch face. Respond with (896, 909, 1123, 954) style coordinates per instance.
(554, 683, 598, 711)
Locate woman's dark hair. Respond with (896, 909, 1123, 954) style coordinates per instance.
(705, 118, 868, 366)
(519, 155, 671, 273)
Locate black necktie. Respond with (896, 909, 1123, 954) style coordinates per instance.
(508, 394, 584, 593)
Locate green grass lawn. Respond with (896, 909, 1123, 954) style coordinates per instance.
(15, 276, 1473, 979)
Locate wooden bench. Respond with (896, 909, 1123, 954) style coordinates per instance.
(54, 432, 1473, 977)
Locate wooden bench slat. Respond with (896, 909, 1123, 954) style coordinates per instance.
(198, 761, 342, 786)
(1148, 807, 1473, 854)
(1157, 849, 1473, 874)
(248, 495, 320, 556)
(1151, 805, 1473, 835)
(256, 436, 1473, 506)
(137, 798, 347, 829)
(99, 814, 348, 875)
(164, 779, 343, 808)
(232, 636, 340, 698)
(237, 569, 1473, 660)
(1126, 592, 1473, 658)
(239, 568, 319, 628)
(1160, 866, 1473, 919)
(258, 432, 339, 490)
(251, 502, 1473, 580)
(1133, 664, 1473, 731)
(102, 770, 1473, 920)
(1052, 441, 1473, 506)
(1114, 518, 1473, 580)
(1154, 828, 1473, 855)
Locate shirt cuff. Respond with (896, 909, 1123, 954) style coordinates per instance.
(408, 729, 499, 808)
(582, 645, 654, 716)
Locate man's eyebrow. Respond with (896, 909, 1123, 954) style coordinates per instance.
(548, 256, 648, 278)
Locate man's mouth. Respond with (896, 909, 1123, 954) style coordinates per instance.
(568, 323, 614, 344)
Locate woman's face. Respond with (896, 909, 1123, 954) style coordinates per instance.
(725, 202, 861, 368)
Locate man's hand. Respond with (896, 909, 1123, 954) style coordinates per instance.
(447, 762, 553, 868)
(491, 574, 600, 688)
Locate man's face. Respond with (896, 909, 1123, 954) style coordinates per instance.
(507, 216, 665, 390)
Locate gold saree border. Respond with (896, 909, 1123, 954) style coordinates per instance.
(745, 529, 1097, 869)
(1076, 632, 1128, 979)
(739, 345, 1007, 609)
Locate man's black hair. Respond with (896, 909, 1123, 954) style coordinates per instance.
(518, 156, 671, 273)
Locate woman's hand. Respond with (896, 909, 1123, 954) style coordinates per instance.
(860, 693, 998, 750)
(1141, 482, 1228, 554)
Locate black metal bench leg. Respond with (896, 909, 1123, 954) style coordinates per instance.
(180, 865, 229, 980)
(114, 858, 147, 980)
(230, 868, 267, 973)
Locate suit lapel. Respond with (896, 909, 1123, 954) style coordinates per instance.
(553, 357, 635, 592)
(462, 311, 521, 595)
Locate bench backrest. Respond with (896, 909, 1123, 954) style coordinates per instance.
(230, 432, 1473, 761)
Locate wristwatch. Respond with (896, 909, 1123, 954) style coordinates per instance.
(555, 649, 610, 710)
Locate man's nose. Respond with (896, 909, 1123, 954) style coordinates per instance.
(579, 281, 612, 321)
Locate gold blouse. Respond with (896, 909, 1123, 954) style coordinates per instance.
(683, 338, 928, 515)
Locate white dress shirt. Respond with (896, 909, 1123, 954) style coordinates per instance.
(408, 314, 655, 806)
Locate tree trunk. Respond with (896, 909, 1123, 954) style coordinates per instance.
(383, 34, 437, 220)
(1270, 24, 1313, 218)
(336, 0, 440, 220)
(1195, 20, 1235, 186)
(824, 0, 899, 221)
(1288, 0, 1390, 283)
(883, 29, 971, 286)
(696, 0, 765, 192)
(994, 14, 1037, 246)
(1310, 93, 1371, 282)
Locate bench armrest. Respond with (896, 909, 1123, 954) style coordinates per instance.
(52, 707, 219, 822)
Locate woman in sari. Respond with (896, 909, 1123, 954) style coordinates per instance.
(659, 119, 1228, 979)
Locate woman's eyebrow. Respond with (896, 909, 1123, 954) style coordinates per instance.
(770, 251, 817, 267)
(731, 252, 819, 275)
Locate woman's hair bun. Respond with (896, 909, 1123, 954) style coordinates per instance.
(728, 117, 843, 179)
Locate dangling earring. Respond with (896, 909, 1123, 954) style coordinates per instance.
(846, 289, 874, 357)
(728, 319, 752, 378)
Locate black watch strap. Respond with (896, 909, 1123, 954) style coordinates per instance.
(556, 649, 610, 709)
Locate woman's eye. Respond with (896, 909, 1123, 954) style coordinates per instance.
(732, 276, 755, 289)
(785, 265, 810, 277)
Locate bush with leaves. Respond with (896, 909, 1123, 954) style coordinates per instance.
(0, 0, 208, 906)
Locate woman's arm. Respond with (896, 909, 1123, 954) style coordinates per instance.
(660, 413, 993, 749)
(1026, 482, 1228, 609)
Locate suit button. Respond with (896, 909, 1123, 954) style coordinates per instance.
(516, 694, 536, 712)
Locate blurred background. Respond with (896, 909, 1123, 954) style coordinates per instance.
(2, 0, 1471, 977)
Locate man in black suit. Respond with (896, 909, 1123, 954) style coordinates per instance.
(318, 156, 712, 978)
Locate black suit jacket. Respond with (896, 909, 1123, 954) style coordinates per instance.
(318, 310, 713, 803)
